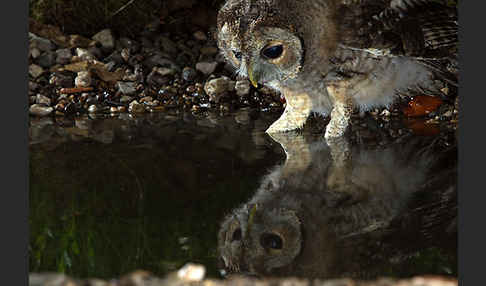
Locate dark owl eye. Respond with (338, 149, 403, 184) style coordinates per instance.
(233, 50, 242, 61)
(262, 45, 283, 59)
(260, 233, 283, 249)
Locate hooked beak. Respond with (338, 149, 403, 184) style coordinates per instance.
(248, 64, 259, 88)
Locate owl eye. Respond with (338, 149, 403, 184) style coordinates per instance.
(260, 233, 283, 250)
(261, 45, 283, 59)
(232, 50, 242, 61)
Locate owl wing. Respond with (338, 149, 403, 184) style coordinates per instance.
(338, 0, 458, 85)
(338, 0, 457, 57)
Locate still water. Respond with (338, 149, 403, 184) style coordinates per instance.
(29, 110, 457, 280)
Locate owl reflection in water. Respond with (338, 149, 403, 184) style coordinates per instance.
(216, 0, 457, 138)
(217, 134, 457, 278)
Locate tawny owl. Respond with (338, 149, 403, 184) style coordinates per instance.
(217, 133, 457, 278)
(216, 0, 458, 138)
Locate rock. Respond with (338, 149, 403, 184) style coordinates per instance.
(55, 48, 72, 65)
(196, 61, 218, 75)
(235, 80, 251, 97)
(35, 51, 57, 68)
(116, 81, 137, 95)
(75, 48, 96, 61)
(36, 94, 51, 106)
(29, 64, 44, 78)
(129, 100, 145, 113)
(29, 33, 55, 52)
(193, 30, 208, 41)
(121, 48, 130, 62)
(143, 53, 180, 71)
(30, 104, 53, 116)
(380, 109, 391, 117)
(30, 47, 41, 59)
(49, 73, 74, 87)
(75, 71, 92, 87)
(140, 96, 153, 103)
(204, 76, 233, 102)
(177, 263, 205, 282)
(92, 29, 115, 52)
(146, 70, 170, 87)
(182, 67, 198, 82)
(155, 67, 176, 77)
(88, 104, 98, 113)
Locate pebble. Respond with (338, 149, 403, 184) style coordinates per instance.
(49, 73, 74, 87)
(75, 48, 96, 61)
(36, 94, 51, 106)
(30, 48, 41, 59)
(75, 71, 92, 87)
(116, 81, 137, 95)
(55, 48, 73, 65)
(30, 104, 53, 116)
(196, 61, 218, 75)
(155, 67, 176, 76)
(146, 70, 170, 86)
(380, 109, 391, 117)
(29, 64, 44, 78)
(88, 104, 98, 113)
(235, 80, 251, 97)
(120, 95, 133, 103)
(92, 29, 115, 52)
(204, 77, 232, 100)
(182, 67, 198, 82)
(177, 263, 205, 282)
(29, 33, 55, 52)
(193, 30, 208, 41)
(121, 48, 130, 62)
(129, 100, 145, 113)
(36, 51, 57, 68)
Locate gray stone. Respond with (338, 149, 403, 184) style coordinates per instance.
(55, 48, 72, 65)
(196, 62, 218, 75)
(29, 64, 44, 78)
(36, 94, 51, 106)
(116, 81, 137, 95)
(30, 47, 41, 59)
(235, 80, 251, 97)
(182, 67, 198, 82)
(88, 104, 98, 113)
(35, 51, 57, 68)
(49, 73, 74, 87)
(146, 70, 170, 86)
(143, 53, 180, 71)
(155, 67, 176, 76)
(29, 33, 55, 52)
(92, 29, 115, 51)
(75, 48, 96, 61)
(129, 100, 145, 113)
(29, 104, 53, 116)
(75, 71, 92, 87)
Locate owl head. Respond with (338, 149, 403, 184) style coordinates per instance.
(216, 0, 339, 88)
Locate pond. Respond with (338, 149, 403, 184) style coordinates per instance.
(29, 110, 457, 280)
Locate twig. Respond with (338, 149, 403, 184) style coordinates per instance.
(110, 0, 137, 19)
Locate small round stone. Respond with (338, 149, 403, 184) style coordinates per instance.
(30, 104, 53, 116)
(182, 67, 198, 82)
(75, 71, 92, 87)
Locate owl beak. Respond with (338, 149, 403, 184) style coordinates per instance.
(248, 65, 259, 88)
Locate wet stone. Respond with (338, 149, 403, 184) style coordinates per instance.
(30, 104, 53, 116)
(36, 94, 51, 106)
(29, 33, 55, 52)
(35, 51, 57, 68)
(147, 70, 170, 87)
(129, 100, 145, 113)
(196, 61, 218, 75)
(182, 67, 198, 82)
(55, 48, 72, 65)
(120, 95, 133, 104)
(88, 104, 98, 113)
(155, 67, 176, 77)
(92, 29, 115, 52)
(29, 47, 41, 59)
(29, 64, 44, 78)
(76, 48, 96, 61)
(75, 71, 92, 87)
(117, 81, 137, 95)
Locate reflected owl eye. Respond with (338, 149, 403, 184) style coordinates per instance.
(232, 50, 242, 61)
(262, 45, 283, 59)
(260, 233, 283, 249)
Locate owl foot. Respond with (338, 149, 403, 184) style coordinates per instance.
(266, 106, 310, 134)
(324, 96, 353, 139)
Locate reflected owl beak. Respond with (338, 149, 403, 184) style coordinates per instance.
(248, 65, 259, 88)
